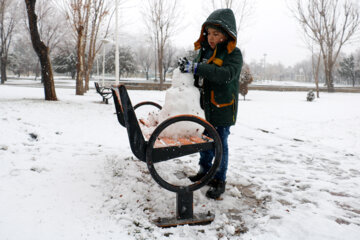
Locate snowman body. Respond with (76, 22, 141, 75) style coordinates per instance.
(144, 69, 205, 138)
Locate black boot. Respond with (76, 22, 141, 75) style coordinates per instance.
(206, 178, 218, 187)
(188, 171, 206, 182)
(206, 180, 226, 199)
(189, 172, 218, 187)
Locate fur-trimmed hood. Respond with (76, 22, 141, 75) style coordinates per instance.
(194, 8, 237, 54)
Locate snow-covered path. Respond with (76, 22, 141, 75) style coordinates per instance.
(1, 85, 359, 239)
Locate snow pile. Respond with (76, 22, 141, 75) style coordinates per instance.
(143, 68, 205, 138)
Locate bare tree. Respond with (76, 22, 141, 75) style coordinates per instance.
(64, 0, 90, 95)
(162, 42, 175, 81)
(83, 0, 110, 92)
(8, 37, 38, 77)
(136, 43, 153, 80)
(143, 0, 181, 90)
(63, 0, 116, 95)
(292, 10, 323, 97)
(311, 47, 322, 98)
(24, 0, 57, 100)
(21, 0, 69, 80)
(291, 0, 360, 92)
(31, 0, 66, 54)
(0, 0, 19, 84)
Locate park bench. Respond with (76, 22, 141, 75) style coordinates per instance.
(94, 82, 112, 104)
(111, 85, 222, 227)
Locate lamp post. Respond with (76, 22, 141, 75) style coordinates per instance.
(115, 0, 119, 85)
(102, 44, 106, 85)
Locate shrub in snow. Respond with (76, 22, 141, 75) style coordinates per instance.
(142, 68, 205, 138)
(239, 64, 253, 100)
(307, 90, 315, 102)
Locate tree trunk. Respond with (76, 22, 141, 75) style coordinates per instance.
(84, 60, 94, 92)
(71, 70, 76, 79)
(352, 73, 355, 87)
(1, 56, 6, 84)
(85, 72, 90, 92)
(24, 0, 57, 101)
(322, 54, 334, 93)
(35, 61, 40, 81)
(314, 53, 321, 98)
(75, 25, 85, 95)
(158, 46, 163, 90)
(325, 69, 335, 92)
(327, 57, 335, 92)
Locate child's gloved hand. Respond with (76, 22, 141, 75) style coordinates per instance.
(178, 57, 198, 73)
(178, 57, 191, 72)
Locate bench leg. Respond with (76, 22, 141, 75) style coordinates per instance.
(153, 191, 214, 228)
(101, 97, 108, 104)
(177, 191, 193, 220)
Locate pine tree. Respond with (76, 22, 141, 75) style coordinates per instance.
(338, 55, 357, 86)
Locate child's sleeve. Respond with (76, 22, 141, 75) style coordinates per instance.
(195, 48, 243, 85)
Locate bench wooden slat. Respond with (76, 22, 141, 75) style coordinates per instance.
(151, 135, 214, 148)
(202, 135, 214, 142)
(189, 136, 204, 143)
(154, 139, 165, 148)
(141, 132, 216, 148)
(160, 137, 178, 146)
(178, 138, 194, 145)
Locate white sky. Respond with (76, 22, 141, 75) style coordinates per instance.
(121, 0, 359, 67)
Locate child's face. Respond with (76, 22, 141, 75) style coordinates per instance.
(207, 27, 227, 49)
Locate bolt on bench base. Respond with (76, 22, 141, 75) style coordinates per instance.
(154, 212, 215, 228)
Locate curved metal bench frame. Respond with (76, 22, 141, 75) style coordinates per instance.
(111, 85, 222, 227)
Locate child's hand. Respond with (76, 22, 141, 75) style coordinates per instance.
(178, 57, 191, 72)
(178, 57, 198, 73)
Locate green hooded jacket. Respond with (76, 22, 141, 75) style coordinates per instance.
(193, 8, 243, 127)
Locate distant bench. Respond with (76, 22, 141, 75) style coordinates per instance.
(111, 85, 222, 227)
(94, 82, 112, 104)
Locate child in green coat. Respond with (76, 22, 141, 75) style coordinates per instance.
(178, 8, 243, 199)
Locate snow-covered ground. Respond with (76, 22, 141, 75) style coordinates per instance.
(1, 84, 359, 239)
(252, 79, 321, 87)
(251, 79, 360, 88)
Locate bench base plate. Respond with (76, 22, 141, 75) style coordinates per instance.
(153, 212, 215, 228)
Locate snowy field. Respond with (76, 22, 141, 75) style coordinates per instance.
(1, 85, 360, 239)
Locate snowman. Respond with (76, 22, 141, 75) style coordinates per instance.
(142, 68, 205, 138)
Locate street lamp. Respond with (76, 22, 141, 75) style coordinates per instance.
(115, 0, 119, 85)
